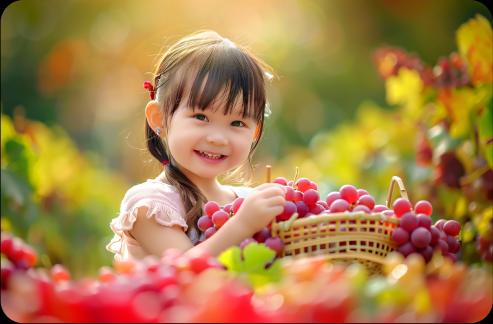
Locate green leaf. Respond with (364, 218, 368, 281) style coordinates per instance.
(217, 243, 282, 289)
(218, 246, 243, 272)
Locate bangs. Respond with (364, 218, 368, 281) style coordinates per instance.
(185, 45, 266, 120)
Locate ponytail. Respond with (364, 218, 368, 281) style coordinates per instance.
(145, 120, 206, 234)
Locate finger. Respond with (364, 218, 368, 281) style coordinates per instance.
(265, 196, 285, 208)
(255, 182, 286, 193)
(258, 186, 286, 198)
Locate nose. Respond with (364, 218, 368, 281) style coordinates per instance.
(206, 131, 229, 146)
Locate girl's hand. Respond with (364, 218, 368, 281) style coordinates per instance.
(234, 183, 286, 234)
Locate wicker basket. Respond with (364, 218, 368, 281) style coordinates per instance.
(271, 176, 408, 274)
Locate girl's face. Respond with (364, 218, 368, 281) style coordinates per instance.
(165, 95, 258, 182)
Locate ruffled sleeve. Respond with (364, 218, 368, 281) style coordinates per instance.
(106, 180, 187, 256)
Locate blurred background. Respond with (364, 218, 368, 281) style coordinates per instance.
(1, 0, 492, 277)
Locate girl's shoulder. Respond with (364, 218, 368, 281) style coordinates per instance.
(121, 178, 181, 208)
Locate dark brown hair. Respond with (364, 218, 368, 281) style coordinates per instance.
(145, 30, 272, 235)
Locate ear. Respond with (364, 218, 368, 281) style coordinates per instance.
(145, 100, 164, 131)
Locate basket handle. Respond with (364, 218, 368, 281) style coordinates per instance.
(386, 176, 409, 208)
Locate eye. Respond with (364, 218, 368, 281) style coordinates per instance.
(193, 114, 208, 122)
(231, 120, 246, 127)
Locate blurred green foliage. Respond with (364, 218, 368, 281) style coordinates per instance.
(1, 113, 129, 277)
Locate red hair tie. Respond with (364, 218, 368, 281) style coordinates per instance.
(161, 160, 169, 166)
(143, 81, 155, 100)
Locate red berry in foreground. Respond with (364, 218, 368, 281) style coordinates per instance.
(212, 210, 229, 228)
(204, 201, 221, 217)
(392, 227, 409, 245)
(416, 214, 432, 229)
(303, 189, 319, 207)
(393, 198, 412, 217)
(277, 201, 297, 221)
(295, 178, 312, 192)
(373, 205, 388, 212)
(265, 237, 284, 256)
(443, 220, 461, 236)
(273, 177, 288, 186)
(197, 215, 213, 231)
(329, 199, 350, 213)
(326, 192, 341, 207)
(339, 185, 359, 204)
(411, 228, 431, 248)
(414, 200, 433, 216)
(400, 212, 418, 232)
(204, 227, 217, 239)
(357, 195, 375, 210)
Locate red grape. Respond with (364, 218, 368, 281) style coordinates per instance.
(329, 199, 350, 213)
(253, 227, 271, 243)
(264, 237, 284, 256)
(295, 201, 309, 218)
(411, 227, 431, 248)
(373, 205, 389, 212)
(203, 201, 221, 218)
(339, 185, 359, 204)
(204, 227, 217, 239)
(393, 198, 412, 217)
(303, 189, 319, 207)
(272, 177, 287, 186)
(392, 227, 409, 245)
(416, 214, 432, 229)
(326, 192, 342, 207)
(353, 205, 371, 213)
(446, 236, 460, 254)
(197, 215, 213, 232)
(443, 220, 461, 236)
(430, 226, 440, 245)
(414, 200, 433, 216)
(434, 219, 447, 230)
(400, 212, 418, 232)
(357, 195, 375, 210)
(232, 197, 244, 214)
(397, 242, 415, 256)
(212, 210, 229, 228)
(277, 201, 297, 221)
(357, 189, 369, 197)
(295, 178, 312, 192)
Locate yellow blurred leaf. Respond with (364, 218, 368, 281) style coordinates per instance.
(456, 14, 493, 86)
(386, 68, 423, 113)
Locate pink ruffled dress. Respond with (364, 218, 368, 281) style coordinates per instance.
(106, 178, 252, 261)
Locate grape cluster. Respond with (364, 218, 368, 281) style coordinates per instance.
(373, 47, 434, 86)
(432, 52, 470, 88)
(390, 199, 462, 262)
(1, 233, 38, 289)
(195, 198, 284, 256)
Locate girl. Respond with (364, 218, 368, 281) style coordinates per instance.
(106, 31, 286, 261)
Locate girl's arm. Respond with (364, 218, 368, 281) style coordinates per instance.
(130, 183, 285, 257)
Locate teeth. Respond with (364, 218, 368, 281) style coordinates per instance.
(199, 151, 222, 159)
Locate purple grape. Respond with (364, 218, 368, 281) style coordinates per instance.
(416, 214, 432, 229)
(400, 212, 418, 232)
(392, 227, 409, 245)
(410, 227, 431, 248)
(264, 237, 284, 256)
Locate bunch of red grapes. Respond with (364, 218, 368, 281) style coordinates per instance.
(390, 198, 462, 262)
(195, 198, 283, 256)
(273, 177, 392, 218)
(1, 233, 38, 289)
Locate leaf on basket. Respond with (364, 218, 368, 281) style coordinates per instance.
(218, 243, 281, 288)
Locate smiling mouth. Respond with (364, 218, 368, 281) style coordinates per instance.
(194, 150, 227, 160)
